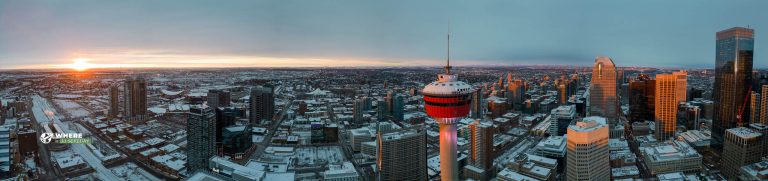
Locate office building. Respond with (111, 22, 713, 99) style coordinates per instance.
(566, 116, 610, 181)
(123, 77, 148, 121)
(250, 86, 274, 125)
(712, 27, 754, 146)
(750, 91, 761, 124)
(187, 106, 216, 172)
(108, 83, 119, 118)
(376, 128, 427, 181)
(589, 57, 619, 123)
(655, 71, 687, 140)
(639, 140, 702, 176)
(376, 100, 387, 121)
(722, 127, 764, 179)
(549, 105, 576, 136)
(392, 94, 404, 122)
(207, 89, 231, 108)
(215, 107, 238, 147)
(629, 74, 655, 123)
(221, 125, 252, 159)
(508, 79, 526, 110)
(505, 154, 558, 181)
(739, 159, 768, 181)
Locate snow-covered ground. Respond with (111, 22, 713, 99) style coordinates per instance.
(54, 99, 90, 118)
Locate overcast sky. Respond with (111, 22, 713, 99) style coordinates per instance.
(0, 0, 766, 69)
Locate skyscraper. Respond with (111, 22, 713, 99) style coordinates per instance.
(566, 116, 610, 181)
(221, 124, 252, 160)
(471, 87, 485, 119)
(207, 89, 231, 108)
(655, 71, 687, 140)
(215, 107, 238, 147)
(760, 85, 768, 124)
(589, 57, 619, 123)
(468, 120, 494, 171)
(187, 106, 216, 172)
(108, 84, 119, 119)
(123, 77, 147, 121)
(507, 79, 525, 110)
(749, 91, 761, 124)
(353, 98, 365, 123)
(249, 86, 274, 125)
(422, 33, 473, 181)
(712, 27, 755, 145)
(376, 99, 387, 121)
(557, 83, 568, 105)
(629, 74, 655, 123)
(376, 128, 427, 181)
(392, 95, 404, 122)
(722, 127, 764, 179)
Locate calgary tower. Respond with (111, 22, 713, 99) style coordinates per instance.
(422, 33, 473, 181)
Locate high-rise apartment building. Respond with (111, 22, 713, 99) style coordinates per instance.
(249, 86, 274, 125)
(589, 57, 619, 123)
(187, 106, 216, 172)
(712, 27, 754, 145)
(655, 71, 687, 140)
(722, 127, 764, 179)
(566, 116, 610, 181)
(376, 128, 427, 181)
(207, 89, 231, 108)
(468, 121, 494, 170)
(123, 77, 147, 121)
(629, 74, 655, 123)
(471, 87, 485, 119)
(761, 85, 768, 124)
(353, 98, 365, 123)
(108, 84, 119, 118)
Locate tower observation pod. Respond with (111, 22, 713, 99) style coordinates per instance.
(421, 33, 473, 181)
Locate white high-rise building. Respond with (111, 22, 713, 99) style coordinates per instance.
(566, 116, 610, 181)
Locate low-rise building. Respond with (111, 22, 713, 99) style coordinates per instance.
(640, 140, 702, 175)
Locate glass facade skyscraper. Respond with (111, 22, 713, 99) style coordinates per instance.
(712, 27, 755, 146)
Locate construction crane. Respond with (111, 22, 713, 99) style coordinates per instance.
(736, 85, 753, 127)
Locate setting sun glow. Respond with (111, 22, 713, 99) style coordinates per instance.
(69, 58, 94, 71)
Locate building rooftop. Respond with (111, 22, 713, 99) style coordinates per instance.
(656, 172, 686, 181)
(641, 140, 701, 162)
(569, 116, 607, 132)
(497, 168, 538, 181)
(726, 127, 762, 139)
(612, 165, 640, 177)
(741, 160, 768, 180)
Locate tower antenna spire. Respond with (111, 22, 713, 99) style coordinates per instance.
(445, 26, 452, 75)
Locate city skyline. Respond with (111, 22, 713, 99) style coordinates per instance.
(2, 0, 768, 70)
(3, 1, 768, 181)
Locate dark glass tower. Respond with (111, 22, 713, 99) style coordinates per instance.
(628, 74, 655, 123)
(712, 27, 755, 146)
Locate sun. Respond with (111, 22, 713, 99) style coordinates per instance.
(70, 58, 94, 71)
